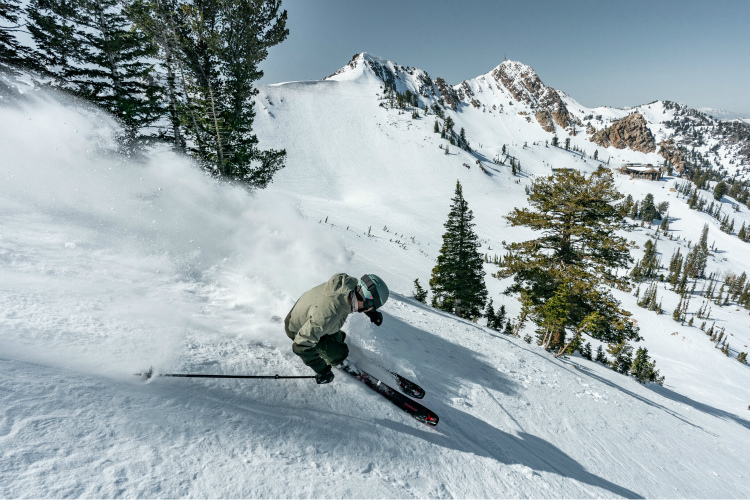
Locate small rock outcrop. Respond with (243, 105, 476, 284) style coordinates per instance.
(590, 113, 656, 153)
(435, 77, 459, 110)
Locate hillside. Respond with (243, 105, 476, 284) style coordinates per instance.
(1, 57, 749, 498)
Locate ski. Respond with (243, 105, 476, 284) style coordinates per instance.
(388, 371, 425, 399)
(353, 359, 426, 399)
(338, 360, 438, 426)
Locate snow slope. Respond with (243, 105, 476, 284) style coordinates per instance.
(1, 60, 749, 498)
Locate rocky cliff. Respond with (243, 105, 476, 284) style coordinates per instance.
(590, 113, 656, 153)
(489, 61, 571, 130)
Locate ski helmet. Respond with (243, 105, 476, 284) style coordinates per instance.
(357, 274, 389, 310)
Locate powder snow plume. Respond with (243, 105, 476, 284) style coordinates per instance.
(0, 88, 347, 379)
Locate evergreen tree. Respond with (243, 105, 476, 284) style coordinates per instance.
(608, 341, 633, 374)
(127, 0, 188, 149)
(595, 345, 607, 364)
(581, 342, 593, 360)
(434, 120, 439, 133)
(1, 0, 34, 72)
(498, 168, 640, 351)
(630, 200, 640, 220)
(667, 247, 683, 288)
(485, 299, 496, 329)
(640, 193, 661, 221)
(630, 347, 664, 384)
(413, 278, 428, 303)
(430, 180, 488, 319)
(631, 239, 660, 282)
(565, 137, 570, 150)
(551, 136, 558, 147)
(27, 0, 163, 139)
(683, 224, 709, 279)
(169, 0, 289, 185)
(714, 181, 728, 200)
(494, 304, 507, 330)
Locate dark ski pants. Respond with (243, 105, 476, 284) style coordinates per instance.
(285, 317, 348, 374)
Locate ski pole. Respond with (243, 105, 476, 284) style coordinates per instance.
(134, 367, 316, 381)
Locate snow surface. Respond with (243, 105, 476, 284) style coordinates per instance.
(1, 62, 749, 498)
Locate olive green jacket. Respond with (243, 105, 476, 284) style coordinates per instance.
(285, 273, 358, 348)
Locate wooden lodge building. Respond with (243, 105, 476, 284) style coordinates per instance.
(617, 163, 667, 181)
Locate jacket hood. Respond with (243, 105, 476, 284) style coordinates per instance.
(323, 273, 358, 298)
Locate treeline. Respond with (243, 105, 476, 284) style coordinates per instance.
(1, 0, 288, 187)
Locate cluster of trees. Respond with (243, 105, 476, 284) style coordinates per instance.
(380, 85, 420, 112)
(628, 214, 750, 364)
(1, 0, 288, 187)
(433, 115, 471, 152)
(418, 170, 666, 383)
(675, 179, 748, 241)
(620, 193, 669, 224)
(491, 145, 523, 176)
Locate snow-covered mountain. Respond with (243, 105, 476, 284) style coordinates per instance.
(1, 56, 749, 498)
(325, 53, 750, 179)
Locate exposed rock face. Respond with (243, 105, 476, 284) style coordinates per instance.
(590, 113, 656, 153)
(535, 111, 555, 133)
(457, 81, 481, 109)
(658, 139, 687, 173)
(434, 77, 459, 110)
(490, 61, 571, 131)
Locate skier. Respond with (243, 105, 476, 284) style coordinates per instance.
(285, 273, 389, 384)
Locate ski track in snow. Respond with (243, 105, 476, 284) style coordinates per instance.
(1, 70, 749, 498)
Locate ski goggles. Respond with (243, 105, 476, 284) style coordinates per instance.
(358, 274, 382, 310)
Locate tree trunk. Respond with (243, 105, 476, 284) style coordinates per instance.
(206, 78, 225, 175)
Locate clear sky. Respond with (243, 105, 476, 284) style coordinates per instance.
(258, 0, 750, 116)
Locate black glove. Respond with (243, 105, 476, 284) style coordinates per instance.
(365, 309, 383, 326)
(315, 366, 334, 384)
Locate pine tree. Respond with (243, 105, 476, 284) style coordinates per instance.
(640, 193, 661, 221)
(608, 341, 633, 374)
(683, 224, 709, 280)
(1, 0, 35, 72)
(630, 347, 664, 384)
(169, 0, 289, 185)
(581, 342, 593, 360)
(495, 304, 507, 330)
(413, 278, 428, 303)
(630, 200, 640, 219)
(430, 180, 488, 319)
(714, 181, 728, 200)
(631, 239, 660, 282)
(485, 299, 496, 329)
(27, 0, 163, 139)
(499, 168, 639, 350)
(126, 0, 188, 149)
(595, 345, 607, 364)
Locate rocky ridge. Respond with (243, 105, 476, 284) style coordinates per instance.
(327, 54, 749, 178)
(590, 113, 656, 153)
